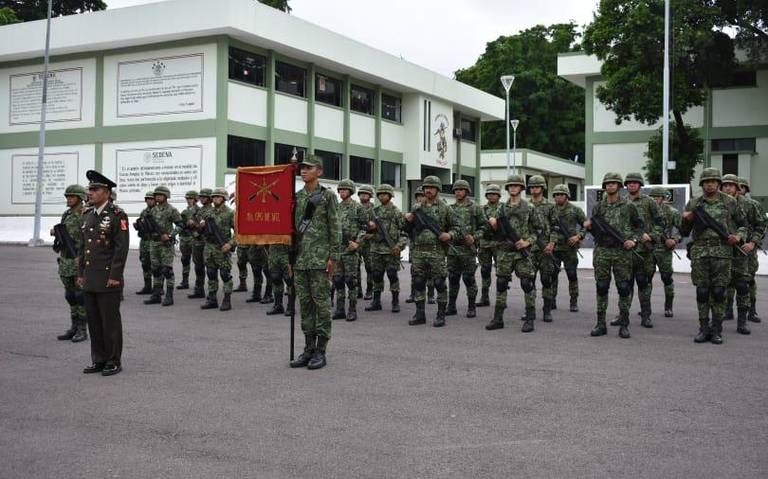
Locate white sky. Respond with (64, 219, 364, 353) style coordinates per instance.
(104, 0, 598, 77)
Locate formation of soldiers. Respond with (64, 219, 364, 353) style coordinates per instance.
(52, 164, 765, 371)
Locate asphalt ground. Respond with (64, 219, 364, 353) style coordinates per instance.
(1, 244, 767, 479)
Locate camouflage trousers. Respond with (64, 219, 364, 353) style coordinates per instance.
(370, 252, 401, 294)
(204, 243, 233, 295)
(333, 253, 360, 308)
(495, 250, 536, 315)
(691, 256, 731, 331)
(447, 254, 478, 303)
(726, 255, 751, 312)
(749, 253, 759, 311)
(150, 240, 176, 290)
(239, 246, 269, 291)
(531, 250, 556, 306)
(629, 249, 656, 315)
(179, 236, 204, 283)
(551, 248, 580, 301)
(653, 248, 675, 301)
(295, 268, 332, 339)
(593, 246, 633, 319)
(268, 245, 293, 299)
(191, 239, 206, 288)
(410, 247, 447, 304)
(60, 274, 86, 322)
(139, 239, 152, 283)
(477, 247, 497, 292)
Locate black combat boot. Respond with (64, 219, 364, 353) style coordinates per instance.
(591, 313, 607, 337)
(737, 308, 751, 335)
(477, 287, 490, 307)
(188, 279, 205, 299)
(710, 318, 724, 344)
(570, 296, 579, 313)
(609, 315, 622, 326)
(346, 303, 357, 321)
(246, 286, 262, 303)
(161, 285, 174, 306)
(235, 279, 248, 292)
(144, 284, 163, 305)
(365, 291, 382, 311)
(748, 298, 761, 323)
(405, 290, 415, 304)
(664, 296, 674, 317)
(284, 296, 295, 316)
(136, 277, 152, 295)
(391, 292, 400, 313)
(364, 283, 373, 301)
(176, 273, 189, 290)
(290, 335, 316, 368)
(433, 302, 447, 328)
(542, 300, 553, 323)
(640, 312, 653, 328)
(307, 337, 328, 370)
(427, 286, 436, 304)
(408, 301, 427, 325)
(71, 318, 88, 343)
(200, 293, 218, 310)
(266, 293, 284, 315)
(694, 318, 711, 343)
(445, 296, 458, 316)
(618, 312, 631, 339)
(57, 316, 77, 340)
(521, 310, 535, 333)
(260, 283, 273, 304)
(219, 293, 232, 311)
(466, 297, 476, 318)
(485, 306, 505, 330)
(332, 295, 346, 320)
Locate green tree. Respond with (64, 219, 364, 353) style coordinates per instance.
(0, 0, 107, 25)
(643, 122, 703, 183)
(717, 0, 768, 61)
(454, 23, 585, 162)
(258, 0, 290, 13)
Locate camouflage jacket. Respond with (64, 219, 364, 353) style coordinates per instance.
(478, 201, 502, 250)
(369, 202, 408, 255)
(449, 198, 487, 256)
(489, 198, 543, 255)
(179, 204, 200, 238)
(207, 204, 235, 246)
(681, 191, 748, 260)
(529, 197, 556, 252)
(551, 202, 586, 251)
(57, 205, 84, 276)
(407, 198, 461, 253)
(628, 193, 664, 252)
(737, 195, 767, 247)
(338, 198, 368, 256)
(590, 197, 643, 248)
(655, 202, 682, 250)
(358, 201, 374, 252)
(294, 186, 341, 269)
(149, 202, 182, 241)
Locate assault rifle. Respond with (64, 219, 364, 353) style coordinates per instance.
(204, 218, 228, 249)
(496, 203, 530, 258)
(412, 205, 459, 255)
(590, 213, 643, 259)
(297, 189, 325, 235)
(52, 223, 78, 258)
(554, 216, 583, 259)
(691, 205, 748, 256)
(370, 210, 396, 249)
(135, 215, 160, 238)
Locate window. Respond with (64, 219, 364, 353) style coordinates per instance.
(275, 61, 306, 97)
(228, 47, 266, 87)
(460, 119, 476, 142)
(227, 135, 265, 168)
(315, 150, 341, 180)
(722, 154, 739, 175)
(711, 138, 756, 152)
(382, 94, 401, 122)
(350, 156, 374, 184)
(568, 183, 578, 201)
(315, 74, 342, 107)
(351, 85, 374, 115)
(274, 144, 305, 169)
(380, 161, 401, 188)
(712, 70, 757, 88)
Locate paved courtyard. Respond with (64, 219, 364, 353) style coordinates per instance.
(1, 244, 767, 478)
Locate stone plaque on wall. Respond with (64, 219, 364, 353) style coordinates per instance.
(9, 67, 83, 125)
(115, 145, 203, 202)
(11, 152, 79, 204)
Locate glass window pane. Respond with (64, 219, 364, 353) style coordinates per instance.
(351, 85, 374, 115)
(315, 150, 341, 180)
(275, 61, 306, 97)
(316, 74, 341, 107)
(227, 135, 266, 168)
(228, 47, 266, 87)
(381, 161, 401, 188)
(461, 119, 476, 142)
(722, 154, 739, 175)
(382, 94, 401, 122)
(350, 156, 373, 184)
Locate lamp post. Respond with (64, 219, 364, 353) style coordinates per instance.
(511, 119, 520, 175)
(500, 75, 515, 179)
(662, 0, 670, 184)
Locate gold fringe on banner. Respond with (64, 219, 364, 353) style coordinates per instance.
(236, 233, 292, 246)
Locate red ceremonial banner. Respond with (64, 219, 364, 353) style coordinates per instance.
(235, 165, 296, 245)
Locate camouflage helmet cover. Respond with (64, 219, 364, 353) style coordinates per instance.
(377, 183, 394, 196)
(452, 179, 472, 193)
(144, 191, 156, 199)
(185, 190, 199, 199)
(198, 188, 213, 197)
(721, 174, 740, 186)
(485, 184, 501, 196)
(528, 175, 547, 188)
(699, 167, 722, 185)
(357, 185, 374, 196)
(551, 184, 570, 198)
(649, 186, 669, 198)
(154, 185, 171, 198)
(422, 175, 442, 189)
(337, 179, 356, 194)
(211, 187, 229, 198)
(504, 174, 526, 189)
(64, 184, 87, 201)
(624, 172, 644, 186)
(602, 172, 624, 188)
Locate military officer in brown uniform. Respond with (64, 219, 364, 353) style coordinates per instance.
(78, 171, 130, 376)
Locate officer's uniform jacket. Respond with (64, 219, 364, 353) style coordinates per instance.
(78, 202, 130, 292)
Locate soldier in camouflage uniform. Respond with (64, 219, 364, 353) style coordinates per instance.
(585, 172, 643, 339)
(545, 184, 585, 313)
(290, 155, 341, 370)
(739, 177, 765, 324)
(52, 185, 88, 343)
(721, 174, 765, 334)
(405, 187, 437, 305)
(446, 179, 486, 318)
(243, 246, 272, 304)
(527, 175, 557, 322)
(365, 184, 408, 313)
(177, 191, 200, 290)
(484, 175, 543, 333)
(357, 185, 375, 301)
(200, 188, 237, 312)
(622, 172, 664, 328)
(648, 186, 682, 317)
(332, 179, 369, 321)
(187, 188, 211, 299)
(680, 168, 748, 344)
(477, 184, 502, 307)
(133, 191, 156, 295)
(144, 185, 183, 307)
(267, 245, 294, 316)
(403, 175, 460, 327)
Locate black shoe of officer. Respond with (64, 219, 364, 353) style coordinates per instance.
(365, 291, 382, 311)
(409, 301, 426, 325)
(290, 335, 316, 368)
(391, 292, 400, 313)
(219, 293, 232, 311)
(433, 303, 447, 328)
(486, 306, 505, 330)
(234, 280, 247, 292)
(83, 363, 105, 374)
(200, 293, 219, 310)
(307, 337, 328, 370)
(521, 311, 535, 333)
(101, 364, 122, 376)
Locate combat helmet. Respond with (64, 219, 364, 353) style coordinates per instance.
(337, 179, 356, 194)
(64, 184, 87, 201)
(738, 177, 750, 192)
(699, 167, 722, 186)
(624, 172, 644, 186)
(154, 185, 171, 198)
(551, 184, 571, 199)
(721, 174, 740, 186)
(452, 179, 472, 194)
(358, 185, 374, 196)
(377, 184, 394, 196)
(144, 191, 155, 200)
(422, 175, 442, 189)
(649, 186, 669, 198)
(199, 188, 213, 198)
(185, 190, 199, 199)
(211, 187, 229, 198)
(504, 174, 526, 189)
(601, 172, 624, 189)
(414, 186, 425, 197)
(528, 175, 547, 188)
(485, 184, 501, 197)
